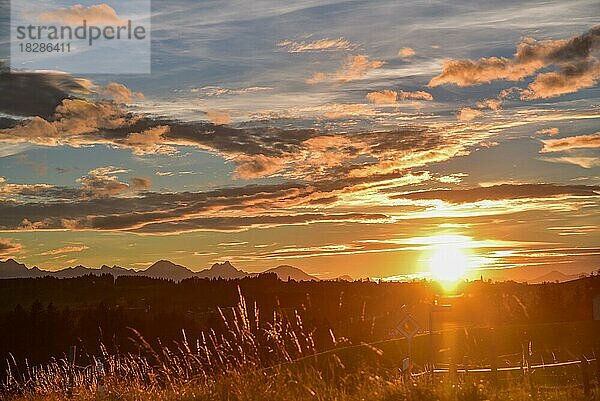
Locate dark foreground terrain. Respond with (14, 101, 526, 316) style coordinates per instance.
(1, 274, 600, 400)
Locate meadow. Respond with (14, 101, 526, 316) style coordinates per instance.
(2, 276, 600, 400)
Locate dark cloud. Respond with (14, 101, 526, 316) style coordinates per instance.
(0, 170, 416, 233)
(393, 184, 600, 203)
(0, 71, 92, 118)
(130, 212, 389, 233)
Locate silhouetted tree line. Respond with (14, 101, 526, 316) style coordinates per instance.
(1, 273, 599, 382)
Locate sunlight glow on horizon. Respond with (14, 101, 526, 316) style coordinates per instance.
(424, 234, 485, 287)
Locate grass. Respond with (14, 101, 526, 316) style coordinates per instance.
(3, 289, 598, 401)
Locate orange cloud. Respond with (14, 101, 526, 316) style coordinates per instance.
(232, 155, 287, 179)
(429, 57, 538, 87)
(366, 90, 397, 104)
(398, 90, 432, 101)
(37, 4, 126, 25)
(398, 47, 416, 58)
(474, 98, 502, 111)
(366, 90, 432, 104)
(310, 55, 384, 84)
(535, 127, 560, 136)
(521, 60, 600, 99)
(39, 245, 89, 256)
(124, 126, 175, 155)
(336, 55, 384, 82)
(457, 107, 483, 121)
(428, 25, 600, 96)
(394, 183, 600, 203)
(0, 239, 22, 255)
(101, 82, 144, 104)
(206, 109, 231, 125)
(130, 177, 152, 190)
(541, 132, 600, 152)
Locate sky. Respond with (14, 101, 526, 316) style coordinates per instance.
(0, 0, 599, 280)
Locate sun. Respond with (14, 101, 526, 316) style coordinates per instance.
(428, 243, 468, 282)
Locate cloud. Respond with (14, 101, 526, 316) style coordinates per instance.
(232, 155, 287, 179)
(0, 170, 419, 233)
(535, 127, 560, 136)
(39, 245, 89, 256)
(101, 82, 144, 104)
(366, 90, 397, 104)
(429, 57, 537, 87)
(206, 109, 231, 125)
(0, 71, 505, 183)
(366, 90, 433, 104)
(0, 70, 92, 117)
(474, 98, 502, 111)
(521, 60, 600, 99)
(0, 238, 22, 255)
(131, 212, 390, 234)
(77, 167, 151, 198)
(37, 4, 126, 25)
(278, 37, 355, 53)
(306, 72, 328, 84)
(0, 181, 54, 200)
(457, 107, 484, 121)
(321, 103, 372, 118)
(77, 167, 130, 198)
(541, 156, 600, 168)
(53, 99, 128, 135)
(130, 177, 152, 190)
(195, 86, 273, 97)
(428, 25, 600, 97)
(398, 47, 416, 58)
(124, 126, 175, 155)
(393, 184, 600, 203)
(540, 133, 600, 152)
(0, 117, 60, 145)
(397, 90, 433, 101)
(310, 55, 384, 84)
(336, 55, 385, 82)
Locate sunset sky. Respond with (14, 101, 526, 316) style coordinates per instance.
(0, 0, 599, 280)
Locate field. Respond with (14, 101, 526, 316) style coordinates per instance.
(2, 276, 600, 400)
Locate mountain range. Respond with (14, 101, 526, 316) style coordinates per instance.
(0, 259, 321, 282)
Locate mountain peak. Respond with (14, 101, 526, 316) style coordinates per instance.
(531, 270, 578, 283)
(0, 259, 43, 279)
(0, 259, 321, 283)
(1, 258, 22, 267)
(198, 261, 246, 279)
(264, 265, 317, 281)
(210, 260, 236, 271)
(144, 260, 194, 281)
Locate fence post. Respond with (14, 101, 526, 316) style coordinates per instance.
(489, 328, 498, 389)
(520, 345, 525, 385)
(449, 355, 457, 385)
(581, 354, 591, 397)
(594, 349, 600, 388)
(525, 343, 535, 394)
(429, 307, 434, 385)
(68, 345, 76, 398)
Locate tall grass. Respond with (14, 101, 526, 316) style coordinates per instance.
(2, 289, 597, 401)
